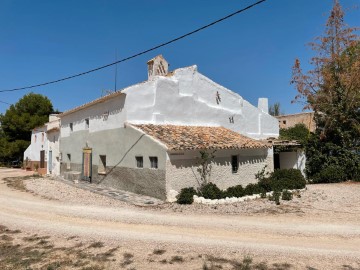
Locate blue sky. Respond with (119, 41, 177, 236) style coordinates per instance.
(0, 0, 359, 115)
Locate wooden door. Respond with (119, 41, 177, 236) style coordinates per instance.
(82, 148, 92, 182)
(40, 150, 45, 168)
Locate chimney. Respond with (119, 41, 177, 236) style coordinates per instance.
(257, 98, 269, 114)
(147, 55, 168, 80)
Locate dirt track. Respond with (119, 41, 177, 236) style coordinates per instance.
(1, 168, 359, 269)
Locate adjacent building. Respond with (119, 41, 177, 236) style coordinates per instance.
(276, 112, 315, 132)
(23, 114, 60, 176)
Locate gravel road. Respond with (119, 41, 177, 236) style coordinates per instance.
(1, 168, 359, 269)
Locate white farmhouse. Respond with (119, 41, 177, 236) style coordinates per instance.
(23, 114, 60, 175)
(58, 55, 279, 200)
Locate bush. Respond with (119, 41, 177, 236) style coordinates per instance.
(267, 169, 306, 191)
(244, 183, 264, 196)
(199, 182, 223, 199)
(176, 187, 197, 204)
(281, 190, 293, 201)
(225, 185, 244, 198)
(312, 165, 347, 183)
(274, 191, 281, 205)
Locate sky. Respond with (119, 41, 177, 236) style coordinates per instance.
(0, 0, 359, 115)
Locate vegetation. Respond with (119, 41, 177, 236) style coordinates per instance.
(0, 93, 54, 164)
(311, 164, 347, 183)
(291, 1, 360, 182)
(260, 168, 306, 191)
(225, 185, 245, 198)
(281, 190, 293, 201)
(268, 102, 283, 116)
(279, 123, 309, 144)
(198, 182, 223, 200)
(176, 187, 198, 204)
(197, 150, 216, 187)
(177, 168, 304, 204)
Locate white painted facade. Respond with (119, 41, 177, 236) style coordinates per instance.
(279, 150, 306, 176)
(24, 126, 47, 163)
(23, 115, 60, 176)
(60, 62, 279, 140)
(46, 116, 61, 175)
(124, 65, 278, 139)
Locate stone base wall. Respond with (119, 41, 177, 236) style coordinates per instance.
(61, 163, 166, 200)
(93, 166, 166, 200)
(166, 148, 274, 198)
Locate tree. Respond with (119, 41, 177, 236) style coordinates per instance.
(269, 102, 282, 116)
(0, 93, 54, 162)
(279, 123, 309, 145)
(197, 150, 216, 188)
(291, 1, 360, 180)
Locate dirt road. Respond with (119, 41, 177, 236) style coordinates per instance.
(1, 168, 359, 269)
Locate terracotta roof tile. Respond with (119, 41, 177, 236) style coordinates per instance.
(132, 124, 269, 151)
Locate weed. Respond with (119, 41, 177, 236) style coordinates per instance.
(88, 241, 104, 248)
(1, 235, 14, 241)
(281, 190, 293, 201)
(170, 255, 184, 263)
(153, 249, 166, 255)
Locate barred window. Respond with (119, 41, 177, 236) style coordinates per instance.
(149, 156, 158, 169)
(136, 156, 143, 168)
(231, 155, 238, 173)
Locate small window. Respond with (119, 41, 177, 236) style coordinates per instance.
(67, 154, 71, 170)
(70, 123, 73, 132)
(136, 156, 143, 168)
(98, 155, 106, 174)
(149, 156, 158, 169)
(41, 132, 44, 142)
(34, 135, 37, 143)
(231, 155, 238, 173)
(85, 118, 89, 129)
(283, 120, 286, 124)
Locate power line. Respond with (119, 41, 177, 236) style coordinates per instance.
(0, 0, 267, 93)
(0, 100, 11, 105)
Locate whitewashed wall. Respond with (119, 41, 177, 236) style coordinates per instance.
(60, 94, 126, 138)
(124, 66, 279, 139)
(165, 148, 274, 200)
(24, 126, 47, 162)
(279, 150, 306, 176)
(47, 130, 60, 175)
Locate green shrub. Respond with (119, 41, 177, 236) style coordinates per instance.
(243, 183, 264, 196)
(281, 190, 293, 201)
(274, 191, 281, 205)
(225, 185, 244, 198)
(258, 177, 272, 192)
(199, 182, 223, 199)
(268, 169, 306, 191)
(176, 187, 197, 204)
(312, 165, 346, 183)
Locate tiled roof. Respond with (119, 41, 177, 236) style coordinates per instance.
(132, 124, 269, 151)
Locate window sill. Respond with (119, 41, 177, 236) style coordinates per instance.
(98, 172, 107, 175)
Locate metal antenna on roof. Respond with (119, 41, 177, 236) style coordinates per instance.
(114, 49, 118, 92)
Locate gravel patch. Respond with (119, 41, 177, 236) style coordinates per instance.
(25, 176, 360, 221)
(25, 177, 129, 208)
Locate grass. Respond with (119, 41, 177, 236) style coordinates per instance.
(0, 224, 299, 270)
(0, 225, 118, 270)
(88, 241, 104, 248)
(153, 248, 166, 255)
(120, 252, 134, 267)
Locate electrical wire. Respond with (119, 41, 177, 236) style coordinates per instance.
(0, 0, 267, 93)
(0, 100, 11, 105)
